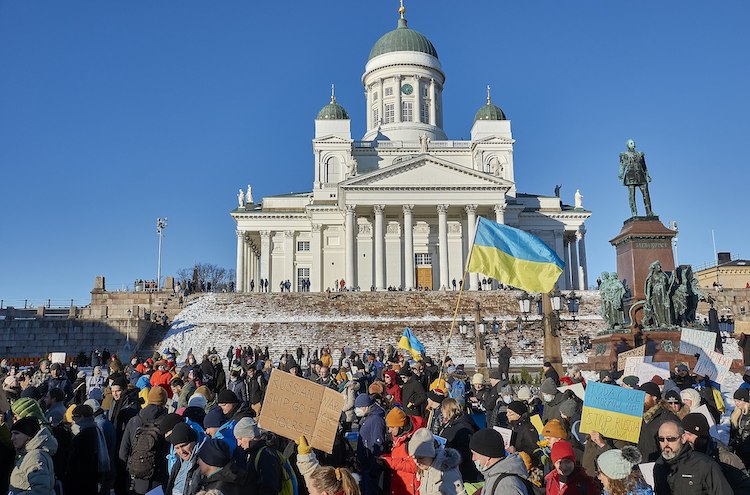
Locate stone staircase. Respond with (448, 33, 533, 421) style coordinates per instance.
(157, 291, 605, 368)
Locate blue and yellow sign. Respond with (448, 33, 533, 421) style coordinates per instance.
(579, 381, 645, 444)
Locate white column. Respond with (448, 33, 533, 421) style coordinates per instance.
(413, 75, 420, 123)
(577, 228, 588, 290)
(569, 234, 580, 290)
(244, 238, 251, 292)
(284, 231, 295, 292)
(465, 205, 478, 290)
(429, 79, 437, 125)
(562, 238, 571, 290)
(311, 224, 322, 292)
(374, 205, 385, 290)
(553, 231, 565, 290)
(378, 79, 384, 126)
(236, 230, 245, 293)
(249, 250, 256, 291)
(438, 204, 449, 290)
(494, 200, 506, 224)
(403, 205, 415, 290)
(345, 205, 356, 289)
(395, 76, 402, 123)
(366, 86, 372, 129)
(260, 231, 271, 290)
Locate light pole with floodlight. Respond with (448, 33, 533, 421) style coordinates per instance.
(156, 217, 168, 290)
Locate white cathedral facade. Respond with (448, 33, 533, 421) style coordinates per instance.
(231, 8, 591, 293)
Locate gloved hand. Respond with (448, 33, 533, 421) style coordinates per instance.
(297, 435, 312, 455)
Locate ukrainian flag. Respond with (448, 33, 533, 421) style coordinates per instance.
(468, 217, 564, 293)
(398, 327, 425, 360)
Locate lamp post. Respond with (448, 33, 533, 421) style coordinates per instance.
(156, 217, 168, 290)
(124, 308, 133, 352)
(541, 291, 564, 377)
(474, 302, 488, 377)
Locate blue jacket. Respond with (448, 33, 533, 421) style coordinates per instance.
(166, 418, 206, 473)
(357, 402, 386, 470)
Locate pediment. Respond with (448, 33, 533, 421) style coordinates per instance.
(472, 135, 515, 145)
(313, 135, 353, 144)
(340, 155, 513, 189)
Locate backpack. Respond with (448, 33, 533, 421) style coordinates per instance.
(126, 420, 162, 479)
(485, 473, 544, 495)
(255, 446, 298, 495)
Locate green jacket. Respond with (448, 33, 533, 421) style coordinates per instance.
(9, 427, 57, 495)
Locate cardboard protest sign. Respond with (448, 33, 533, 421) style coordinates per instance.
(635, 362, 670, 385)
(624, 356, 653, 378)
(694, 349, 733, 384)
(492, 426, 513, 449)
(50, 352, 66, 364)
(580, 381, 645, 443)
(639, 462, 655, 489)
(558, 383, 585, 401)
(258, 369, 344, 454)
(617, 345, 646, 371)
(530, 414, 544, 434)
(679, 328, 716, 356)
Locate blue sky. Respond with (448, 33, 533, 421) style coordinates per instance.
(1, 1, 748, 304)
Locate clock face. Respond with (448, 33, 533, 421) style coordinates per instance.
(401, 83, 414, 95)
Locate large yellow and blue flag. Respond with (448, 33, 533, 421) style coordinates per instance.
(398, 327, 425, 360)
(467, 217, 564, 293)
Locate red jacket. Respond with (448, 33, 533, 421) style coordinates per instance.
(544, 466, 601, 495)
(150, 369, 173, 397)
(381, 415, 426, 495)
(384, 370, 403, 405)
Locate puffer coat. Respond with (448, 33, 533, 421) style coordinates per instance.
(9, 427, 58, 495)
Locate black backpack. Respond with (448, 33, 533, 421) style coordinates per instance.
(126, 420, 162, 479)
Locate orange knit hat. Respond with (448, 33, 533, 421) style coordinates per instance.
(385, 408, 408, 427)
(542, 419, 569, 440)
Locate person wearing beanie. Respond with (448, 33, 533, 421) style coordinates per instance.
(195, 438, 242, 495)
(217, 389, 253, 422)
(545, 440, 600, 495)
(118, 381, 168, 494)
(72, 368, 88, 404)
(11, 397, 46, 424)
(231, 416, 282, 495)
(64, 404, 102, 495)
(682, 412, 747, 481)
(165, 421, 206, 495)
(505, 400, 541, 471)
(621, 375, 639, 389)
(401, 366, 428, 418)
(437, 398, 481, 483)
(543, 361, 561, 386)
(9, 416, 57, 495)
(673, 362, 696, 391)
(383, 369, 403, 405)
(107, 373, 141, 495)
(541, 377, 567, 425)
(406, 427, 465, 495)
(663, 389, 689, 419)
(653, 420, 733, 495)
(426, 388, 447, 434)
(731, 387, 750, 468)
(542, 419, 569, 444)
(467, 372, 489, 416)
(638, 381, 680, 463)
(596, 446, 651, 494)
(382, 406, 427, 495)
(355, 391, 387, 495)
(45, 361, 74, 404)
(469, 428, 530, 494)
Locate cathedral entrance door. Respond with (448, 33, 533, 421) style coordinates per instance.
(415, 253, 433, 290)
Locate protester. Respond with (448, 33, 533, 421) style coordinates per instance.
(731, 388, 750, 468)
(297, 435, 361, 495)
(541, 378, 566, 424)
(65, 404, 102, 495)
(544, 440, 600, 495)
(9, 417, 57, 495)
(382, 407, 425, 495)
(638, 382, 679, 462)
(596, 447, 653, 495)
(469, 428, 530, 494)
(195, 438, 243, 494)
(681, 412, 749, 486)
(232, 417, 283, 495)
(355, 393, 387, 495)
(407, 428, 466, 495)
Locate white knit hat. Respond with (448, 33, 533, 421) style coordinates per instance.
(407, 428, 436, 458)
(516, 385, 533, 401)
(597, 447, 642, 480)
(471, 373, 484, 385)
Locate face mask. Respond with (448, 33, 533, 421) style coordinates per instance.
(543, 394, 555, 403)
(474, 458, 489, 473)
(503, 396, 513, 404)
(354, 407, 366, 418)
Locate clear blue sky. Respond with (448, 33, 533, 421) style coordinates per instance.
(1, 1, 748, 305)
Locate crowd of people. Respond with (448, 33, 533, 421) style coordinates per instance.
(0, 343, 749, 495)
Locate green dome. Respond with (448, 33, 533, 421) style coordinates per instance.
(474, 102, 507, 122)
(368, 18, 438, 61)
(317, 100, 349, 120)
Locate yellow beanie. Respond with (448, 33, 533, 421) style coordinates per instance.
(385, 408, 408, 427)
(542, 419, 569, 440)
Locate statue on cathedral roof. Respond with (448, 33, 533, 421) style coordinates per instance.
(238, 188, 245, 208)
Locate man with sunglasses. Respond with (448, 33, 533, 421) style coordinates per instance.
(653, 420, 732, 494)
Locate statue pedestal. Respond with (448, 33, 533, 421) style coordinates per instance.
(610, 217, 676, 303)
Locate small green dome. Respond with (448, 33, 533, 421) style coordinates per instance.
(317, 100, 349, 120)
(369, 18, 438, 61)
(474, 102, 507, 122)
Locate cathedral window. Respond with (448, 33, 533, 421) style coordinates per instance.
(422, 85, 428, 97)
(373, 91, 378, 101)
(384, 87, 394, 97)
(384, 103, 395, 124)
(325, 157, 342, 184)
(402, 101, 413, 122)
(372, 108, 379, 126)
(420, 101, 429, 123)
(297, 241, 310, 252)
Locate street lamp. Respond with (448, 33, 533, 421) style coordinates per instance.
(566, 291, 581, 319)
(459, 317, 468, 335)
(517, 291, 532, 317)
(156, 217, 168, 290)
(550, 289, 563, 312)
(124, 308, 133, 351)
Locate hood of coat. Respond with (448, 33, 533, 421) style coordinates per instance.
(22, 426, 58, 456)
(483, 452, 528, 479)
(643, 400, 673, 424)
(139, 404, 166, 422)
(431, 447, 462, 471)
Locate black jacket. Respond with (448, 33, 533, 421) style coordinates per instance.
(196, 463, 244, 495)
(509, 414, 542, 466)
(247, 373, 266, 405)
(64, 421, 100, 495)
(401, 376, 427, 417)
(541, 392, 567, 424)
(638, 401, 680, 462)
(118, 404, 168, 493)
(439, 414, 480, 483)
(233, 440, 282, 495)
(497, 346, 512, 369)
(654, 444, 732, 495)
(485, 383, 502, 428)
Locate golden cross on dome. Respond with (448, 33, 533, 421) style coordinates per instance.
(487, 85, 492, 104)
(331, 83, 336, 103)
(399, 0, 406, 19)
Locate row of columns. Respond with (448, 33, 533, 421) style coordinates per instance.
(366, 76, 438, 128)
(562, 228, 588, 290)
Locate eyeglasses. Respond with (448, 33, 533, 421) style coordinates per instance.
(657, 436, 680, 443)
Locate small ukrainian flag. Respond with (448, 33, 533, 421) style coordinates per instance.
(398, 327, 425, 360)
(468, 217, 564, 293)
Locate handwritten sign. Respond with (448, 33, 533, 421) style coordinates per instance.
(580, 381, 645, 443)
(617, 345, 646, 371)
(635, 362, 670, 385)
(558, 383, 585, 401)
(492, 426, 514, 449)
(694, 349, 733, 383)
(258, 369, 344, 454)
(679, 328, 716, 356)
(624, 356, 653, 377)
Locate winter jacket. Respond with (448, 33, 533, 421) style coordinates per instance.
(509, 413, 542, 467)
(194, 462, 244, 495)
(439, 414, 480, 482)
(118, 404, 168, 493)
(165, 437, 204, 495)
(638, 401, 680, 462)
(72, 377, 87, 404)
(44, 375, 73, 403)
(402, 376, 428, 417)
(416, 447, 466, 495)
(9, 426, 58, 495)
(544, 465, 601, 495)
(64, 419, 99, 495)
(382, 415, 427, 495)
(358, 402, 387, 470)
(542, 392, 568, 424)
(479, 453, 530, 495)
(384, 370, 403, 405)
(485, 383, 502, 428)
(108, 387, 140, 448)
(233, 439, 282, 495)
(653, 444, 732, 494)
(247, 373, 266, 406)
(497, 346, 512, 370)
(150, 369, 174, 397)
(342, 381, 359, 423)
(227, 378, 249, 406)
